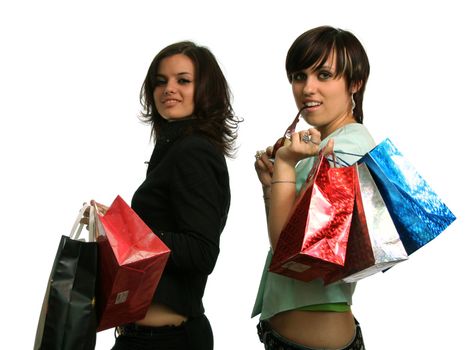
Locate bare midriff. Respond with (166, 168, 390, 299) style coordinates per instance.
(269, 310, 356, 349)
(135, 303, 188, 327)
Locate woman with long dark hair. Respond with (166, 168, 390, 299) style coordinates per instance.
(102, 41, 239, 350)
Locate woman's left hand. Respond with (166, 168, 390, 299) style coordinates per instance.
(254, 146, 275, 188)
(80, 200, 109, 226)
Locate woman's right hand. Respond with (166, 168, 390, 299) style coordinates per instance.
(275, 128, 333, 166)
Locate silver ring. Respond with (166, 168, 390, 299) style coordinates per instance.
(302, 133, 311, 143)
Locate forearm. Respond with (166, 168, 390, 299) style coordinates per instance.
(267, 158, 297, 250)
(155, 229, 220, 274)
(262, 185, 271, 218)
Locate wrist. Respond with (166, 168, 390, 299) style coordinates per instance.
(275, 150, 300, 168)
(273, 159, 297, 183)
(274, 156, 297, 171)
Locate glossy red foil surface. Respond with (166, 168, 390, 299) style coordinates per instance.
(95, 195, 171, 331)
(324, 162, 408, 285)
(270, 154, 356, 282)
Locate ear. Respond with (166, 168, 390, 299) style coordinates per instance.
(350, 80, 363, 94)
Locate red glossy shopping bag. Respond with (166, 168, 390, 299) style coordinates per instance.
(95, 195, 170, 331)
(269, 153, 356, 282)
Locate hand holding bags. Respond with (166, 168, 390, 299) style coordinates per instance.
(269, 153, 357, 282)
(35, 195, 172, 346)
(269, 138, 455, 284)
(95, 195, 171, 331)
(34, 204, 98, 350)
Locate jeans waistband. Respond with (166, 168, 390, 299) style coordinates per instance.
(117, 321, 186, 337)
(257, 319, 365, 350)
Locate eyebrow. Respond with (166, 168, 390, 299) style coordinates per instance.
(156, 72, 193, 77)
(311, 64, 334, 72)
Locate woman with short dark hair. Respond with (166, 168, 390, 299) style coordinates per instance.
(253, 26, 373, 350)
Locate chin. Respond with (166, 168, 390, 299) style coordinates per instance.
(302, 116, 319, 126)
(163, 114, 192, 121)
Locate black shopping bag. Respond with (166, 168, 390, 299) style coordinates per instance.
(34, 205, 98, 350)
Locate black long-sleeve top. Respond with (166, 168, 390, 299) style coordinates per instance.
(131, 118, 230, 317)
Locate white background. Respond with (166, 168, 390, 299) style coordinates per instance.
(1, 1, 467, 349)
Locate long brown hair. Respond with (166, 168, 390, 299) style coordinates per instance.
(140, 41, 240, 157)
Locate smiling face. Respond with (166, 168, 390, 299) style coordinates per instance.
(291, 52, 357, 138)
(153, 54, 195, 121)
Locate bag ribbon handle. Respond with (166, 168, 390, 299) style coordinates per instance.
(271, 106, 308, 159)
(69, 203, 97, 242)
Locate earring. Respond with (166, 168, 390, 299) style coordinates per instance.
(351, 93, 356, 112)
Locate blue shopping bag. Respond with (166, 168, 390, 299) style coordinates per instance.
(360, 138, 456, 255)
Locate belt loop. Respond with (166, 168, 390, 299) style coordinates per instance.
(256, 322, 263, 343)
(115, 326, 124, 338)
(257, 321, 271, 343)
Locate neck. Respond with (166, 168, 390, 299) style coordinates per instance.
(318, 113, 356, 139)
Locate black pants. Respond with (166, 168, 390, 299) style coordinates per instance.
(111, 314, 213, 350)
(257, 319, 365, 350)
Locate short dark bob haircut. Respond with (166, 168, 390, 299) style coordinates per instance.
(140, 41, 240, 157)
(285, 26, 370, 123)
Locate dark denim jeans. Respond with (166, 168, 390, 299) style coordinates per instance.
(111, 314, 213, 350)
(257, 319, 365, 350)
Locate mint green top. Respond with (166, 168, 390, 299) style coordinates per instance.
(251, 123, 376, 320)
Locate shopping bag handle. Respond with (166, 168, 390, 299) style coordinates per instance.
(69, 203, 96, 242)
(271, 106, 308, 159)
(305, 148, 362, 183)
(330, 150, 364, 167)
(88, 204, 97, 242)
(305, 149, 329, 183)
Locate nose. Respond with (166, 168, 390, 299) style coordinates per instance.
(163, 80, 176, 95)
(302, 76, 318, 96)
(164, 87, 174, 96)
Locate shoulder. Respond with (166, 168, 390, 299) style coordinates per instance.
(169, 134, 223, 160)
(170, 134, 228, 175)
(176, 133, 220, 152)
(169, 135, 229, 192)
(329, 124, 375, 153)
(326, 124, 376, 164)
(297, 124, 375, 181)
